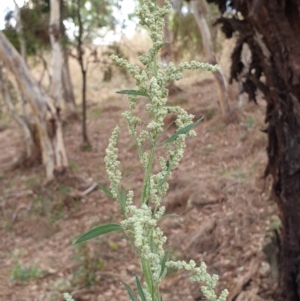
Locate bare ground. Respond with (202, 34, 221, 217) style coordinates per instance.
(0, 76, 280, 301)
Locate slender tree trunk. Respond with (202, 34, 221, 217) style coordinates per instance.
(82, 69, 88, 144)
(76, 0, 89, 145)
(62, 51, 77, 116)
(209, 0, 300, 299)
(191, 0, 232, 121)
(0, 31, 68, 180)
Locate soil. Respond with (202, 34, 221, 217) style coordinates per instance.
(0, 74, 280, 301)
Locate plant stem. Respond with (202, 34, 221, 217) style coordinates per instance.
(141, 134, 158, 205)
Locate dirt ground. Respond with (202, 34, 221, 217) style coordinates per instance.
(0, 68, 280, 301)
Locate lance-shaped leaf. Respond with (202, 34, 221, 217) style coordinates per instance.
(160, 249, 170, 278)
(116, 90, 150, 98)
(98, 183, 113, 198)
(141, 258, 153, 295)
(160, 213, 179, 220)
(135, 275, 147, 301)
(74, 224, 122, 244)
(163, 117, 203, 144)
(121, 281, 138, 301)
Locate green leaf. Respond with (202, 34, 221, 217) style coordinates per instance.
(163, 117, 203, 144)
(157, 156, 172, 188)
(135, 275, 147, 301)
(166, 156, 172, 169)
(160, 213, 179, 220)
(98, 183, 113, 198)
(116, 90, 150, 98)
(160, 249, 170, 278)
(141, 259, 153, 295)
(74, 224, 122, 244)
(120, 186, 127, 213)
(121, 281, 138, 301)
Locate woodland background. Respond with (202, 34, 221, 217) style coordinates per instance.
(0, 0, 295, 300)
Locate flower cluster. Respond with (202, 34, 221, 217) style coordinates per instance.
(166, 260, 229, 301)
(63, 293, 75, 301)
(121, 204, 167, 284)
(104, 126, 122, 199)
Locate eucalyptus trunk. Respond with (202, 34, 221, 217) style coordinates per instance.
(0, 64, 35, 161)
(0, 31, 68, 180)
(49, 0, 77, 115)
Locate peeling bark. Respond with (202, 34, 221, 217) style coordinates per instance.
(208, 0, 300, 299)
(49, 0, 77, 116)
(0, 31, 68, 180)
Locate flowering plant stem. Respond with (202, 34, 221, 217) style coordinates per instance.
(66, 1, 228, 301)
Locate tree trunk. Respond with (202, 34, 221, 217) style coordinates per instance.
(76, 0, 90, 145)
(209, 0, 300, 299)
(0, 64, 35, 161)
(49, 0, 77, 116)
(49, 0, 64, 107)
(82, 69, 88, 144)
(191, 0, 232, 121)
(62, 51, 77, 116)
(0, 31, 68, 180)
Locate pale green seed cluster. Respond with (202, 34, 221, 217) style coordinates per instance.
(166, 261, 229, 301)
(63, 293, 75, 301)
(104, 126, 122, 199)
(121, 204, 166, 284)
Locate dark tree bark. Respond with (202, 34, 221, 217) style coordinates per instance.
(208, 0, 300, 300)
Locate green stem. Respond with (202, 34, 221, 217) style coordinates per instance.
(153, 55, 158, 77)
(141, 46, 160, 205)
(141, 134, 157, 205)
